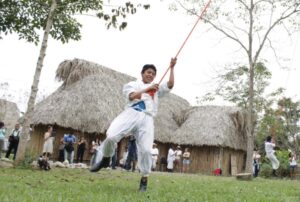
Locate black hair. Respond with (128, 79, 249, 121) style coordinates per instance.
(266, 136, 272, 142)
(141, 64, 156, 74)
(0, 122, 4, 128)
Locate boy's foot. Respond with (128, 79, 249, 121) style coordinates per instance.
(90, 157, 110, 172)
(139, 177, 148, 192)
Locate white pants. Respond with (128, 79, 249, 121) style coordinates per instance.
(101, 108, 154, 177)
(152, 157, 158, 169)
(267, 153, 280, 170)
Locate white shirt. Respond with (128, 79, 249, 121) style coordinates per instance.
(167, 148, 175, 162)
(123, 80, 171, 117)
(175, 149, 182, 160)
(151, 148, 159, 160)
(265, 142, 275, 155)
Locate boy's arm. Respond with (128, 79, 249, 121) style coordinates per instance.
(167, 58, 176, 89)
(129, 84, 159, 101)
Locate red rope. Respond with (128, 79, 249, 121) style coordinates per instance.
(157, 0, 213, 85)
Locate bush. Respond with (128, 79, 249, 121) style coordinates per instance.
(16, 149, 36, 169)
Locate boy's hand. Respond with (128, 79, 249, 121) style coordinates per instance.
(170, 58, 177, 69)
(146, 84, 159, 92)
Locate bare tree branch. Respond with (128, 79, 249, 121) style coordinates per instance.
(253, 7, 300, 64)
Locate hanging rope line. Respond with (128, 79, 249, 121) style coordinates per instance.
(157, 0, 213, 85)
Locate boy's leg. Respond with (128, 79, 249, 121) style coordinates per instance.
(136, 116, 154, 191)
(91, 109, 142, 172)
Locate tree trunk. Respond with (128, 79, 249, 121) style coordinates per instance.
(14, 0, 57, 165)
(244, 0, 255, 173)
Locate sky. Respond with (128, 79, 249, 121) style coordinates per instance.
(0, 0, 299, 112)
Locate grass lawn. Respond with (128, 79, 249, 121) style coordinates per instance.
(0, 167, 300, 202)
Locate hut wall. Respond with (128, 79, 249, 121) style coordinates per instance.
(29, 125, 106, 162)
(156, 143, 246, 175)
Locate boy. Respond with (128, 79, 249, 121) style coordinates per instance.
(91, 58, 176, 192)
(265, 136, 280, 176)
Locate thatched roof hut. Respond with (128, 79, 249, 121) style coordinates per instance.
(0, 99, 20, 133)
(172, 106, 247, 150)
(153, 106, 248, 175)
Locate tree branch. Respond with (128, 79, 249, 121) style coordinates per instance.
(253, 7, 300, 64)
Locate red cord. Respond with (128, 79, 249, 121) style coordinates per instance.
(158, 0, 213, 85)
(147, 0, 213, 98)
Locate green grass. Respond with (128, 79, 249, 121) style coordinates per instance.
(0, 168, 300, 202)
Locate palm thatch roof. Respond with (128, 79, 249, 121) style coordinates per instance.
(171, 106, 248, 151)
(31, 58, 247, 151)
(0, 99, 20, 132)
(31, 59, 190, 135)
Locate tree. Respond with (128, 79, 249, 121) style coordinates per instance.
(0, 0, 150, 165)
(198, 62, 271, 115)
(173, 0, 300, 172)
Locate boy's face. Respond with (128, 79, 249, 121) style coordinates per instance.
(142, 68, 156, 84)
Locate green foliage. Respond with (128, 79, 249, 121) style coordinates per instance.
(15, 149, 36, 169)
(0, 0, 150, 44)
(0, 169, 300, 201)
(260, 150, 291, 178)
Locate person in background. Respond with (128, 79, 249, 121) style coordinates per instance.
(42, 126, 54, 160)
(111, 146, 118, 170)
(265, 136, 280, 177)
(252, 148, 261, 177)
(63, 132, 76, 164)
(76, 136, 86, 163)
(5, 123, 21, 160)
(58, 137, 65, 162)
(90, 138, 101, 166)
(167, 145, 175, 172)
(124, 135, 138, 172)
(0, 122, 6, 160)
(119, 146, 128, 168)
(182, 148, 191, 173)
(151, 143, 159, 171)
(289, 150, 297, 180)
(174, 145, 182, 172)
